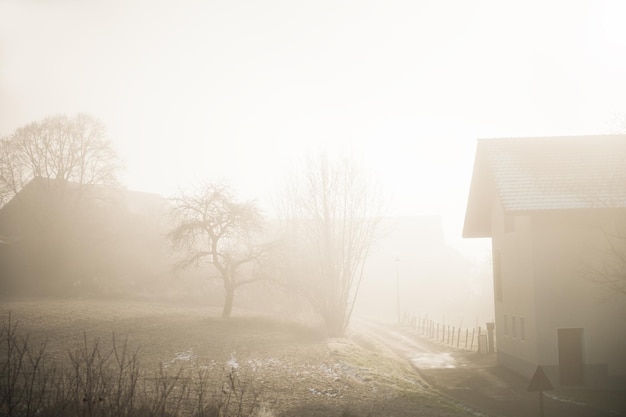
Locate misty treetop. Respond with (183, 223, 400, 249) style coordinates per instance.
(0, 114, 122, 207)
(168, 182, 272, 318)
(0, 114, 180, 298)
(276, 153, 384, 336)
(0, 114, 388, 336)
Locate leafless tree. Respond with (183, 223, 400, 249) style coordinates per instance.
(578, 136, 626, 297)
(0, 114, 121, 206)
(168, 182, 270, 318)
(583, 214, 626, 296)
(277, 153, 384, 336)
(0, 114, 125, 295)
(0, 138, 24, 207)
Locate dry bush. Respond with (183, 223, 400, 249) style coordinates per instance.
(0, 315, 260, 417)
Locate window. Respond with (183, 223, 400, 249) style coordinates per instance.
(512, 316, 517, 339)
(520, 317, 525, 341)
(493, 250, 503, 302)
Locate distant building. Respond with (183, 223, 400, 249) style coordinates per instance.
(0, 177, 174, 298)
(463, 135, 626, 388)
(356, 216, 490, 327)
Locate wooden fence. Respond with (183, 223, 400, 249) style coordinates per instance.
(400, 313, 495, 352)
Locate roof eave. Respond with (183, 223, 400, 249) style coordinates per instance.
(463, 142, 495, 239)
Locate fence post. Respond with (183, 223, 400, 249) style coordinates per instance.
(470, 328, 475, 350)
(457, 327, 461, 348)
(452, 326, 455, 346)
(465, 329, 469, 349)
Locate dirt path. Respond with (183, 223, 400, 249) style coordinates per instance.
(349, 318, 625, 417)
(352, 318, 468, 369)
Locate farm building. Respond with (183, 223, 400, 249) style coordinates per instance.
(463, 135, 626, 388)
(0, 177, 174, 298)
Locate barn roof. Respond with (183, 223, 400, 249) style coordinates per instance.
(0, 176, 169, 237)
(463, 134, 626, 238)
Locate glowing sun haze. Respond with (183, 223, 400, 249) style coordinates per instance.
(2, 0, 626, 258)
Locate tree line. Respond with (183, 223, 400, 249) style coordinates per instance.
(0, 114, 383, 336)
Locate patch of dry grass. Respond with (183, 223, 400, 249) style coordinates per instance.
(1, 300, 472, 417)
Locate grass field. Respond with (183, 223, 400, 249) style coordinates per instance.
(1, 299, 471, 417)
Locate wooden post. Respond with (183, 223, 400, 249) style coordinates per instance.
(465, 329, 468, 349)
(451, 326, 455, 346)
(470, 328, 475, 350)
(457, 328, 461, 348)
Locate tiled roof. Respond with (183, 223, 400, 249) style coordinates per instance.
(463, 134, 626, 237)
(484, 135, 626, 211)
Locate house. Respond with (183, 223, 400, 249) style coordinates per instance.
(0, 177, 175, 298)
(463, 134, 626, 388)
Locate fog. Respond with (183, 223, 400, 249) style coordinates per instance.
(1, 0, 624, 327)
(1, 2, 626, 414)
(3, 0, 626, 261)
(1, 0, 624, 335)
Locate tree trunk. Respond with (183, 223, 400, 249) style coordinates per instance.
(222, 286, 235, 318)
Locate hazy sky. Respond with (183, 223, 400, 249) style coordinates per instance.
(2, 0, 626, 258)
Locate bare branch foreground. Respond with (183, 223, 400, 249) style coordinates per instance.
(0, 316, 260, 417)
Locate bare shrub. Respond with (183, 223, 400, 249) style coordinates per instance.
(0, 316, 260, 417)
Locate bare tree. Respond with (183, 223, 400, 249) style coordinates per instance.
(583, 214, 626, 296)
(0, 138, 24, 207)
(578, 136, 626, 297)
(278, 154, 384, 336)
(168, 182, 269, 318)
(0, 114, 124, 295)
(0, 114, 121, 206)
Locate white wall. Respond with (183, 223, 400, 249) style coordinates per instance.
(532, 212, 626, 385)
(490, 197, 538, 378)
